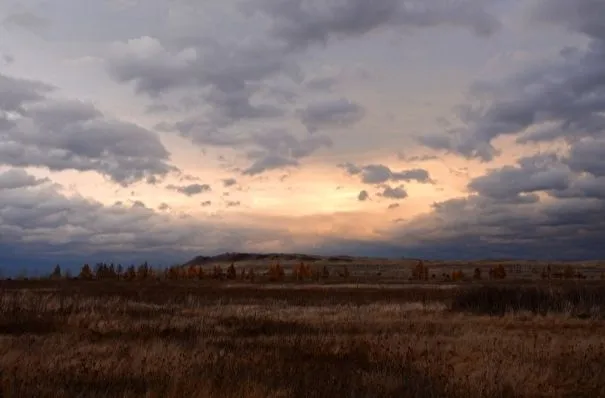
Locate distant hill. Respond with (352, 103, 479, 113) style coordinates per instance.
(183, 252, 373, 267)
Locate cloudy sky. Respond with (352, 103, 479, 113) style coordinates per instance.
(1, 0, 604, 272)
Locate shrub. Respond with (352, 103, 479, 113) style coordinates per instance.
(451, 285, 605, 318)
(411, 261, 429, 281)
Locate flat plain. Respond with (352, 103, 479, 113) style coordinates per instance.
(1, 259, 605, 397)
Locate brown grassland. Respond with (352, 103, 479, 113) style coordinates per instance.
(1, 261, 605, 397)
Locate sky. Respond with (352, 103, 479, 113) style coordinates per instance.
(1, 0, 604, 272)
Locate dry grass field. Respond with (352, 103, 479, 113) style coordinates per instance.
(0, 274, 605, 398)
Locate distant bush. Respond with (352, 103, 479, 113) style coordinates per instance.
(451, 285, 605, 318)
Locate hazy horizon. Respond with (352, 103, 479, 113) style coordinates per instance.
(1, 0, 605, 272)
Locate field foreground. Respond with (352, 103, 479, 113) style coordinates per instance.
(0, 280, 604, 397)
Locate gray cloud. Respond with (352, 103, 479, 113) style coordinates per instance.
(0, 172, 289, 269)
(566, 137, 605, 177)
(0, 73, 175, 185)
(3, 11, 51, 32)
(226, 200, 241, 208)
(379, 185, 408, 200)
(1, 53, 14, 65)
(0, 168, 48, 190)
(237, 129, 332, 175)
(104, 1, 501, 174)
(298, 98, 365, 132)
(244, 0, 501, 51)
(201, 200, 212, 207)
(468, 154, 571, 200)
(340, 163, 433, 185)
(388, 203, 400, 210)
(222, 178, 237, 187)
(243, 155, 299, 176)
(357, 190, 369, 201)
(166, 183, 211, 196)
(419, 0, 605, 161)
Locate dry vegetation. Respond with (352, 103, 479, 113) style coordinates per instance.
(1, 259, 605, 397)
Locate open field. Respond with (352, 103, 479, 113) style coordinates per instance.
(1, 278, 605, 397)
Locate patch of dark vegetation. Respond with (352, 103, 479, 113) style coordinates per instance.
(0, 318, 58, 336)
(218, 316, 322, 338)
(451, 285, 605, 318)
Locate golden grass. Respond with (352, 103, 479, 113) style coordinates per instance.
(0, 281, 603, 397)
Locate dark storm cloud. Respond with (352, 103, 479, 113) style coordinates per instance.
(566, 137, 605, 177)
(0, 172, 287, 271)
(298, 98, 365, 132)
(419, 0, 605, 161)
(340, 163, 433, 185)
(166, 183, 211, 196)
(378, 193, 605, 260)
(0, 73, 175, 185)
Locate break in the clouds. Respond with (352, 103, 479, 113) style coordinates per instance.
(2, 0, 605, 270)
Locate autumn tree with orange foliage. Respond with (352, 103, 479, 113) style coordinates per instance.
(293, 262, 312, 281)
(268, 263, 285, 281)
(411, 261, 429, 281)
(489, 264, 507, 279)
(451, 270, 465, 281)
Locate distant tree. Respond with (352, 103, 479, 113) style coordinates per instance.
(212, 265, 224, 280)
(79, 264, 93, 280)
(452, 270, 464, 281)
(489, 265, 507, 280)
(124, 265, 137, 281)
(412, 261, 429, 281)
(268, 263, 284, 281)
(247, 268, 256, 281)
(473, 268, 482, 280)
(50, 264, 62, 279)
(136, 262, 151, 280)
(227, 263, 237, 280)
(293, 262, 312, 281)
